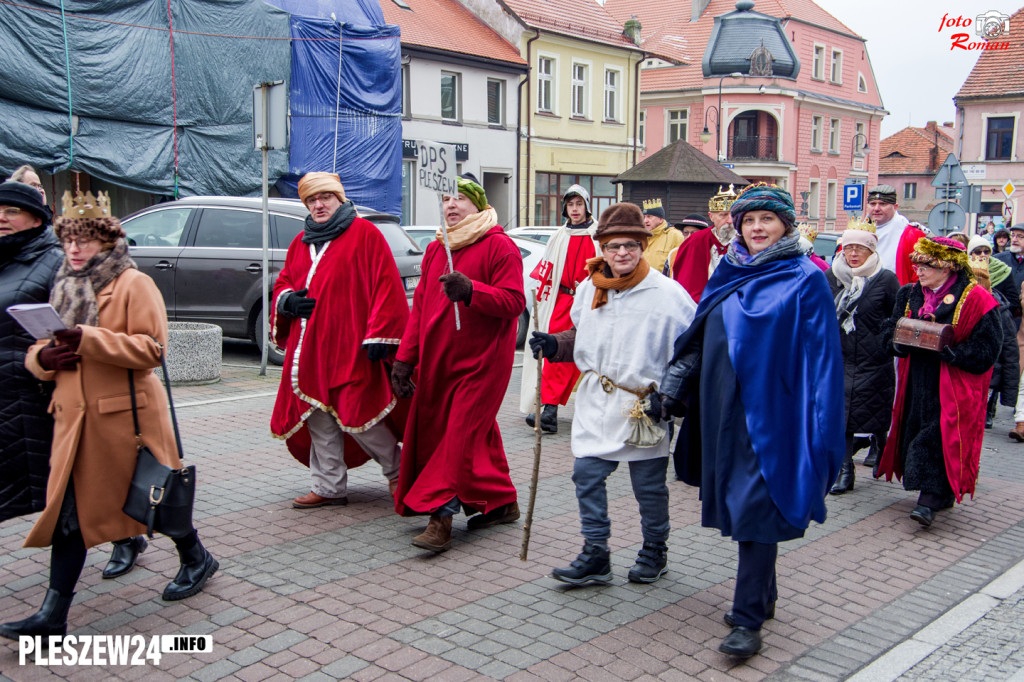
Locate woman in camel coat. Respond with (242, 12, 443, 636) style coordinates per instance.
(0, 195, 218, 642)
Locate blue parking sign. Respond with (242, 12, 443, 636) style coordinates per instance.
(843, 183, 863, 211)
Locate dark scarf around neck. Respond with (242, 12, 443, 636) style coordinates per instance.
(0, 225, 47, 263)
(303, 200, 356, 245)
(50, 238, 136, 327)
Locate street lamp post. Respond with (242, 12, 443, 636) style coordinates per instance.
(851, 132, 870, 164)
(701, 72, 743, 162)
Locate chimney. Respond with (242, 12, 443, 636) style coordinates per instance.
(925, 121, 937, 132)
(623, 15, 642, 45)
(691, 0, 711, 21)
(942, 121, 953, 127)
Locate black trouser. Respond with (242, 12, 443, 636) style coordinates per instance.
(731, 541, 778, 630)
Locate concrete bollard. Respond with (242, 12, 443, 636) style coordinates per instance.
(159, 322, 222, 386)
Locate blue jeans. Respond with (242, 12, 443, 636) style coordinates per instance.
(572, 456, 669, 544)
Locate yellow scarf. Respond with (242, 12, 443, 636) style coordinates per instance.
(585, 256, 650, 309)
(435, 207, 498, 251)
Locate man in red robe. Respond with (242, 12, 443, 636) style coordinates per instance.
(270, 172, 409, 509)
(672, 185, 738, 302)
(521, 184, 597, 433)
(391, 173, 525, 552)
(866, 184, 925, 285)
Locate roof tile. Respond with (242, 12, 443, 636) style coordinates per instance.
(380, 0, 526, 65)
(954, 8, 1024, 100)
(879, 125, 955, 176)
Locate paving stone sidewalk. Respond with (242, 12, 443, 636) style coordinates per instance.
(2, 361, 1024, 681)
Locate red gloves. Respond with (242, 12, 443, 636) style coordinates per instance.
(38, 343, 81, 371)
(54, 327, 83, 352)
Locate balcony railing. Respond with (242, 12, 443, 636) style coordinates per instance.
(727, 135, 778, 161)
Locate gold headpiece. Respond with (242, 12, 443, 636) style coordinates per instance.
(910, 236, 970, 274)
(845, 216, 876, 233)
(797, 223, 817, 243)
(709, 184, 737, 212)
(641, 198, 663, 211)
(60, 190, 111, 219)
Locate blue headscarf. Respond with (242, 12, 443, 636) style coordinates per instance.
(730, 182, 797, 232)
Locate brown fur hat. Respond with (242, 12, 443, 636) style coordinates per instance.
(54, 190, 124, 244)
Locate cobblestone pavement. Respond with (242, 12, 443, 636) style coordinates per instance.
(3, 346, 1024, 681)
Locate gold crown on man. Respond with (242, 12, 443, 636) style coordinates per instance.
(60, 190, 111, 218)
(642, 198, 663, 211)
(797, 223, 817, 242)
(708, 184, 737, 212)
(845, 216, 876, 233)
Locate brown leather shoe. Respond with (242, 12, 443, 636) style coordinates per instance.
(292, 492, 348, 509)
(467, 502, 521, 530)
(411, 514, 452, 552)
(1010, 422, 1024, 442)
(388, 478, 400, 500)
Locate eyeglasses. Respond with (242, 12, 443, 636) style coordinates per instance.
(911, 262, 939, 272)
(0, 207, 24, 218)
(304, 192, 337, 207)
(842, 244, 870, 254)
(601, 241, 642, 254)
(62, 237, 99, 249)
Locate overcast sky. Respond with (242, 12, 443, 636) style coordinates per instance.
(813, 0, 1017, 139)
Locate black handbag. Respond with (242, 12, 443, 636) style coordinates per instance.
(123, 353, 196, 539)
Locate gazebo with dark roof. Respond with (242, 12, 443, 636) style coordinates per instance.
(614, 138, 748, 221)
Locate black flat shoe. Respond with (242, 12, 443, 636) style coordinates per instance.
(102, 536, 147, 579)
(910, 505, 934, 527)
(719, 626, 762, 658)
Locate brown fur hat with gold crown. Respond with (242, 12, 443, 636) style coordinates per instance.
(54, 190, 124, 244)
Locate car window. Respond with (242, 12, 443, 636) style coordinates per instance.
(275, 215, 304, 249)
(123, 207, 191, 247)
(193, 208, 263, 248)
(373, 220, 421, 256)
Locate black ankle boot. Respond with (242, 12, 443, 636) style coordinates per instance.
(552, 541, 612, 585)
(539, 404, 558, 433)
(102, 536, 147, 579)
(627, 542, 668, 583)
(830, 457, 855, 495)
(0, 589, 74, 641)
(863, 436, 881, 468)
(986, 392, 998, 429)
(162, 538, 219, 601)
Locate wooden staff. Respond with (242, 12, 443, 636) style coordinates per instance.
(520, 298, 544, 561)
(438, 196, 461, 331)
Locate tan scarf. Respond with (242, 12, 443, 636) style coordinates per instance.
(436, 207, 498, 251)
(585, 256, 650, 309)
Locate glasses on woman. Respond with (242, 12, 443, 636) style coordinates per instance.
(842, 244, 870, 255)
(911, 262, 938, 272)
(601, 241, 642, 254)
(0, 207, 24, 218)
(62, 237, 99, 249)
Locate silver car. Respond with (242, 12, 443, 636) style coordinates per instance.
(121, 196, 423, 364)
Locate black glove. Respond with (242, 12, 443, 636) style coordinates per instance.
(644, 393, 663, 423)
(365, 343, 389, 362)
(662, 395, 687, 419)
(528, 331, 557, 360)
(54, 327, 83, 352)
(391, 360, 415, 399)
(439, 272, 473, 304)
(939, 344, 956, 364)
(282, 288, 316, 319)
(38, 343, 81, 371)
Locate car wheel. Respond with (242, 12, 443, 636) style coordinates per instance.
(516, 309, 529, 349)
(251, 311, 285, 366)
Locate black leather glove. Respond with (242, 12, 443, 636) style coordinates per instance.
(662, 395, 687, 419)
(365, 343, 389, 362)
(54, 327, 83, 352)
(38, 343, 81, 371)
(391, 360, 415, 399)
(528, 331, 557, 360)
(439, 272, 473, 304)
(939, 344, 956, 364)
(282, 288, 316, 319)
(644, 393, 663, 423)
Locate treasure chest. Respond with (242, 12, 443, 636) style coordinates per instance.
(893, 317, 954, 352)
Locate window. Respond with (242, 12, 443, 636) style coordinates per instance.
(534, 173, 617, 225)
(826, 180, 837, 219)
(604, 68, 620, 122)
(829, 118, 841, 153)
(537, 57, 554, 113)
(904, 183, 917, 200)
(808, 180, 820, 219)
(638, 109, 646, 147)
(830, 49, 843, 84)
(487, 79, 504, 126)
(440, 71, 460, 122)
(667, 109, 688, 144)
(812, 44, 825, 80)
(571, 62, 588, 118)
(986, 116, 1015, 160)
(194, 208, 262, 248)
(401, 64, 410, 118)
(811, 115, 823, 151)
(858, 73, 867, 93)
(123, 207, 191, 247)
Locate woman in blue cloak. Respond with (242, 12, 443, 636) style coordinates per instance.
(661, 183, 845, 659)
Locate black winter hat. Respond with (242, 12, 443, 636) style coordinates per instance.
(0, 181, 51, 224)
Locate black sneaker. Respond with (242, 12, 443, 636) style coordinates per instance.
(551, 542, 612, 585)
(627, 542, 667, 583)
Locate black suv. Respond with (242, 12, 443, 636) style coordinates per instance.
(121, 196, 423, 364)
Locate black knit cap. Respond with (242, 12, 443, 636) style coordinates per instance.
(674, 214, 710, 230)
(0, 181, 51, 224)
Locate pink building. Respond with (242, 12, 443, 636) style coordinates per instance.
(604, 0, 884, 232)
(953, 7, 1023, 231)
